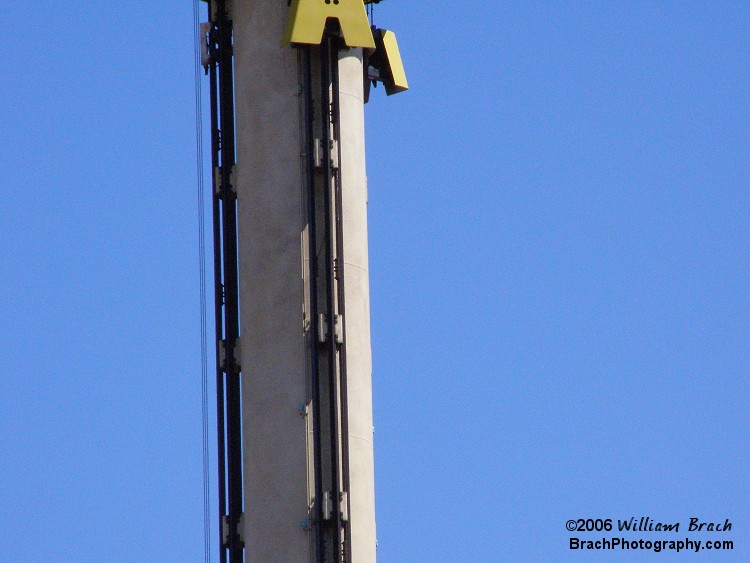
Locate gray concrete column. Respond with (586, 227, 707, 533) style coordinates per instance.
(338, 48, 377, 562)
(232, 1, 311, 560)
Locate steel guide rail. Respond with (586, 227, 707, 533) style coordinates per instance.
(302, 43, 326, 562)
(307, 26, 353, 563)
(319, 31, 343, 563)
(206, 1, 243, 561)
(329, 36, 353, 563)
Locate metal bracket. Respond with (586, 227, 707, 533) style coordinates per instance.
(313, 139, 323, 168)
(340, 491, 349, 522)
(221, 515, 229, 547)
(330, 139, 339, 170)
(218, 339, 241, 371)
(237, 513, 245, 545)
(221, 514, 244, 547)
(313, 139, 339, 170)
(214, 165, 236, 197)
(317, 314, 343, 344)
(200, 22, 212, 70)
(234, 338, 242, 369)
(322, 491, 332, 520)
(334, 314, 343, 344)
(218, 339, 226, 371)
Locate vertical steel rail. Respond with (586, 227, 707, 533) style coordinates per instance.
(303, 44, 327, 563)
(208, 0, 243, 561)
(320, 30, 345, 562)
(305, 27, 352, 562)
(329, 40, 353, 563)
(218, 4, 244, 562)
(208, 32, 227, 563)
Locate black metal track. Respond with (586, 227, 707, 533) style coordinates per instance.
(303, 44, 326, 563)
(319, 28, 356, 563)
(304, 27, 353, 563)
(329, 38, 353, 563)
(208, 1, 243, 561)
(320, 32, 344, 562)
(208, 40, 227, 563)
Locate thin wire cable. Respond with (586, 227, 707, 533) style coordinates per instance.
(193, 0, 212, 561)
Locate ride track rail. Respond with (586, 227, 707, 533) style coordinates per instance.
(206, 1, 243, 561)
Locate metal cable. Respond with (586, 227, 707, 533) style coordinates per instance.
(193, 0, 212, 561)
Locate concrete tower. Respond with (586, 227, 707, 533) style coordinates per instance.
(202, 2, 407, 561)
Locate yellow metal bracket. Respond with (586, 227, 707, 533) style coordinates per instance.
(282, 0, 376, 49)
(364, 27, 408, 101)
(377, 29, 408, 95)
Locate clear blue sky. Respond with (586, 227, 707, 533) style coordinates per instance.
(2, 2, 748, 561)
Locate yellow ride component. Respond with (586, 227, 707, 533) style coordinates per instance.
(379, 29, 408, 95)
(283, 0, 376, 49)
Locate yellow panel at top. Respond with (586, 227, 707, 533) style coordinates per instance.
(283, 0, 376, 49)
(381, 30, 408, 93)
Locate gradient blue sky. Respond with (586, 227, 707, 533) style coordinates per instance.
(2, 2, 748, 561)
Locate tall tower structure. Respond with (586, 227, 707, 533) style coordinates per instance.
(200, 1, 407, 561)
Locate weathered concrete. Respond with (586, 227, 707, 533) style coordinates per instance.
(338, 48, 377, 562)
(232, 1, 310, 560)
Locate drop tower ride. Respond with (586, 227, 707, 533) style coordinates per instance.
(199, 1, 407, 561)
